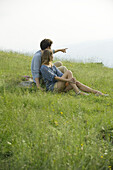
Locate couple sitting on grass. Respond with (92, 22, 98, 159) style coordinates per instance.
(31, 38, 107, 96)
(40, 49, 106, 96)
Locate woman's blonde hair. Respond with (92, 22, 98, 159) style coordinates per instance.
(41, 49, 52, 65)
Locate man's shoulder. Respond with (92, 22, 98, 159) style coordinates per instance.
(34, 50, 41, 57)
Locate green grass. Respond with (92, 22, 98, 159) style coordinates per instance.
(0, 51, 113, 170)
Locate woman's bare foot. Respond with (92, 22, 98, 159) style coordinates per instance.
(95, 91, 109, 96)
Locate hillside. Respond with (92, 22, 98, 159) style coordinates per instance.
(0, 51, 113, 169)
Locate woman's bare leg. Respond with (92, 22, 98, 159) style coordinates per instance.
(76, 81, 103, 94)
(64, 84, 73, 92)
(55, 71, 88, 95)
(55, 70, 106, 95)
(55, 70, 78, 93)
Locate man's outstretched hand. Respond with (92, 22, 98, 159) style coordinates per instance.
(54, 48, 68, 53)
(61, 48, 68, 53)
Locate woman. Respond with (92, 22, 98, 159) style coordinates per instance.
(40, 49, 107, 96)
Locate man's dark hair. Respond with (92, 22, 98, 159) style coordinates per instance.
(40, 39, 53, 50)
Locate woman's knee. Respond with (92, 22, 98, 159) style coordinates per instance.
(54, 61, 63, 67)
(58, 66, 68, 73)
(66, 70, 72, 76)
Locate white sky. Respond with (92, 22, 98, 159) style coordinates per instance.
(0, 0, 113, 52)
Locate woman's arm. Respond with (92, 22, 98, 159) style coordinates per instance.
(55, 76, 75, 83)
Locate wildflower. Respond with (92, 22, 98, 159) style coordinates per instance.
(7, 141, 12, 145)
(104, 150, 108, 155)
(108, 166, 111, 169)
(81, 144, 83, 150)
(101, 156, 103, 158)
(54, 121, 58, 126)
(60, 112, 63, 115)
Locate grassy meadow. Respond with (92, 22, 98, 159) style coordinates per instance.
(0, 51, 113, 170)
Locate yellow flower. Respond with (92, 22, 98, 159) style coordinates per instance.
(60, 112, 63, 115)
(101, 156, 103, 158)
(54, 121, 58, 126)
(81, 144, 83, 147)
(108, 166, 111, 169)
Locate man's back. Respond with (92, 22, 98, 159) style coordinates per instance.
(31, 50, 42, 83)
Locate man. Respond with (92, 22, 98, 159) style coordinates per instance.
(31, 39, 68, 89)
